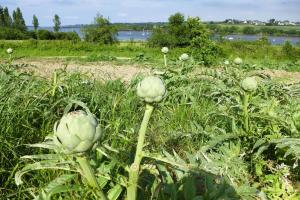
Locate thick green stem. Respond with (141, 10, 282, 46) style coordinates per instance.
(127, 104, 154, 200)
(242, 93, 249, 132)
(51, 72, 57, 97)
(164, 54, 167, 67)
(77, 156, 108, 200)
(8, 54, 12, 65)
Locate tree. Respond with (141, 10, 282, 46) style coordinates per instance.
(0, 6, 4, 26)
(12, 7, 26, 31)
(3, 7, 12, 27)
(53, 14, 61, 32)
(32, 15, 39, 31)
(82, 14, 118, 44)
(267, 18, 276, 26)
(168, 12, 189, 46)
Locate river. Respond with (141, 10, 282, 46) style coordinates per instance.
(29, 27, 300, 45)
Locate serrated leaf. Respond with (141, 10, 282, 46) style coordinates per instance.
(15, 160, 74, 185)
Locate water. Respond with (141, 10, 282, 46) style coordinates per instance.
(222, 34, 300, 45)
(29, 27, 300, 45)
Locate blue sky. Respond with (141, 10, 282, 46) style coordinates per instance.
(1, 0, 299, 26)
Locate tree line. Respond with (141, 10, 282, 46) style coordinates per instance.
(0, 5, 79, 40)
(206, 24, 300, 37)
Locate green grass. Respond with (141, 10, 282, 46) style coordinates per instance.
(1, 40, 300, 72)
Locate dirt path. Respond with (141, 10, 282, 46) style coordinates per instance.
(258, 69, 300, 84)
(17, 58, 150, 82)
(15, 58, 300, 84)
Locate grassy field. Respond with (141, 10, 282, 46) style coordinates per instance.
(1, 40, 300, 199)
(0, 40, 300, 71)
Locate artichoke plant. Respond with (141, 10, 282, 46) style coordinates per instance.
(241, 77, 258, 92)
(161, 47, 169, 67)
(234, 57, 243, 65)
(137, 76, 166, 103)
(6, 48, 13, 54)
(53, 110, 101, 153)
(161, 47, 169, 54)
(127, 76, 166, 200)
(179, 53, 189, 61)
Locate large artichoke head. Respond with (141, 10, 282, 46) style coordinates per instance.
(137, 76, 166, 103)
(6, 48, 13, 54)
(53, 110, 101, 154)
(161, 47, 169, 54)
(234, 57, 243, 65)
(179, 53, 189, 61)
(241, 77, 258, 92)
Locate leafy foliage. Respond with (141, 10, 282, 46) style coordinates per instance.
(82, 14, 118, 44)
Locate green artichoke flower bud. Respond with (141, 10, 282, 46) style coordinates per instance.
(53, 110, 101, 153)
(161, 47, 169, 54)
(6, 48, 13, 54)
(241, 77, 258, 92)
(179, 53, 189, 61)
(224, 60, 230, 65)
(137, 76, 166, 103)
(234, 57, 243, 65)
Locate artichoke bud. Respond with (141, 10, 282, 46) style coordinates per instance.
(241, 77, 258, 92)
(137, 76, 166, 103)
(53, 110, 101, 153)
(234, 57, 243, 65)
(6, 48, 13, 54)
(179, 53, 189, 61)
(161, 47, 169, 54)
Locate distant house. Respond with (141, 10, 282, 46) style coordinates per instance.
(252, 20, 266, 25)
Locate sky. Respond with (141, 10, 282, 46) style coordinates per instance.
(0, 0, 300, 26)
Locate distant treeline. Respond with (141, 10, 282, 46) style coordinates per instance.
(0, 5, 80, 40)
(62, 22, 300, 37)
(206, 24, 300, 37)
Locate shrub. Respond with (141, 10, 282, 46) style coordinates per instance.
(82, 14, 118, 44)
(53, 32, 80, 41)
(0, 27, 29, 40)
(37, 29, 55, 40)
(190, 35, 221, 65)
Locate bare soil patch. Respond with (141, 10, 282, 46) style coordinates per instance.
(16, 58, 150, 82)
(258, 69, 300, 84)
(14, 58, 300, 84)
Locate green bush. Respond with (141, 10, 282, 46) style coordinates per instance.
(282, 41, 298, 60)
(82, 14, 118, 44)
(190, 36, 221, 65)
(37, 29, 55, 40)
(53, 32, 80, 41)
(0, 27, 29, 40)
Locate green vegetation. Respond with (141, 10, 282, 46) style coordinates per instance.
(148, 12, 221, 65)
(82, 14, 118, 44)
(1, 48, 300, 199)
(207, 23, 300, 36)
(0, 5, 80, 41)
(0, 39, 299, 71)
(32, 14, 39, 31)
(1, 7, 300, 199)
(53, 14, 61, 32)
